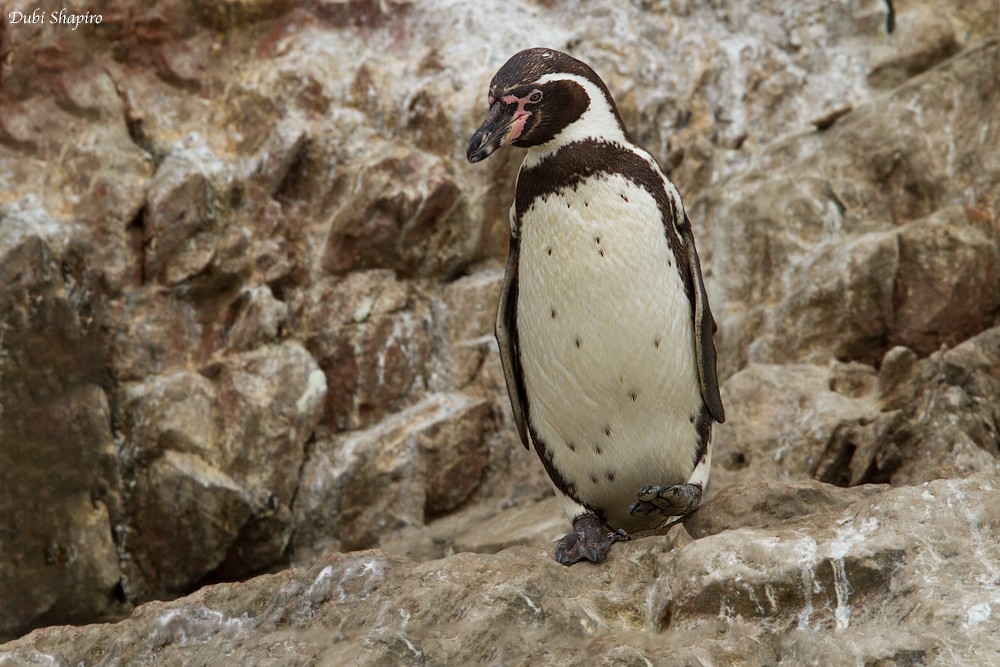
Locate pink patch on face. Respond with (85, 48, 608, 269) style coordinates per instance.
(502, 91, 537, 142)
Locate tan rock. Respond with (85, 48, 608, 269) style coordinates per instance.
(868, 4, 960, 88)
(685, 478, 883, 539)
(116, 342, 325, 601)
(0, 385, 122, 639)
(293, 392, 490, 559)
(217, 285, 289, 354)
(382, 497, 566, 562)
(427, 263, 503, 391)
(748, 206, 1000, 366)
(120, 450, 253, 602)
(892, 207, 1000, 355)
(872, 326, 1000, 484)
(751, 228, 899, 366)
(703, 39, 1000, 377)
(105, 289, 203, 383)
(710, 362, 881, 494)
(4, 476, 998, 665)
(142, 144, 229, 287)
(206, 342, 327, 577)
(118, 371, 220, 465)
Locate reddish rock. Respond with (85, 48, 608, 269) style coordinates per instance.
(296, 271, 430, 431)
(322, 146, 463, 278)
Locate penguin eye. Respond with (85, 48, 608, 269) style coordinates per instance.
(527, 90, 543, 104)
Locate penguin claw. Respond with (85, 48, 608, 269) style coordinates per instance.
(610, 528, 631, 542)
(627, 500, 652, 516)
(628, 483, 703, 518)
(554, 514, 629, 565)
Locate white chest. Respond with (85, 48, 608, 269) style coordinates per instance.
(516, 173, 703, 529)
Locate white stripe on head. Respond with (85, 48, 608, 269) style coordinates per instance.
(518, 73, 686, 221)
(523, 73, 628, 168)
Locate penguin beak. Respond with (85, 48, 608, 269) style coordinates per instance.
(467, 102, 516, 163)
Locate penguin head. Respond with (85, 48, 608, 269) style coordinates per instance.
(467, 47, 629, 163)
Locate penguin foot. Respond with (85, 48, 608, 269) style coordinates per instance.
(554, 513, 630, 565)
(628, 483, 702, 518)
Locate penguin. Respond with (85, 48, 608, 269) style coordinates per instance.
(467, 48, 725, 565)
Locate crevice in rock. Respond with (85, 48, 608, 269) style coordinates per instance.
(217, 289, 250, 348)
(813, 423, 857, 487)
(106, 69, 158, 161)
(273, 142, 311, 207)
(656, 603, 673, 631)
(126, 205, 147, 286)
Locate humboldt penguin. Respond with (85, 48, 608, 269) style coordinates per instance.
(467, 48, 725, 565)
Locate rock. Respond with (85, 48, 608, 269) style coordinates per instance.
(0, 208, 122, 637)
(717, 323, 1000, 492)
(427, 262, 503, 391)
(3, 476, 998, 665)
(892, 207, 1000, 355)
(702, 38, 1000, 377)
(749, 207, 1000, 365)
(685, 478, 883, 539)
(0, 385, 122, 639)
(739, 198, 1000, 370)
(105, 289, 204, 383)
(200, 342, 327, 577)
(217, 285, 288, 353)
(115, 342, 325, 602)
(117, 371, 220, 467)
(295, 271, 432, 432)
(142, 141, 230, 287)
(818, 326, 1000, 487)
(244, 117, 309, 199)
(871, 327, 1000, 484)
(868, 4, 960, 88)
(652, 475, 1000, 664)
(293, 392, 491, 560)
(322, 145, 466, 278)
(710, 363, 881, 495)
(381, 496, 566, 562)
(119, 449, 253, 602)
(750, 228, 898, 366)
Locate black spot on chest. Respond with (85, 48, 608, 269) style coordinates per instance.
(514, 140, 692, 302)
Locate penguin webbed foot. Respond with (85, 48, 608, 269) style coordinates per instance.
(628, 483, 702, 518)
(554, 513, 630, 566)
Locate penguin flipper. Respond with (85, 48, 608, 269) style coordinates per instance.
(678, 213, 725, 424)
(496, 236, 530, 450)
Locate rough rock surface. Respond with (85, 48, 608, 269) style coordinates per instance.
(3, 476, 998, 665)
(1, 0, 999, 661)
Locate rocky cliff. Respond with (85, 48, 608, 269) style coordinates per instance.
(1, 0, 998, 663)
